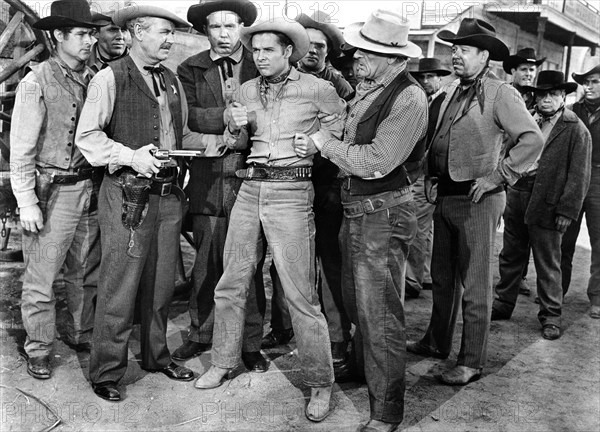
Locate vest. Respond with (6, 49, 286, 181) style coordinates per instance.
(348, 69, 427, 195)
(106, 56, 183, 150)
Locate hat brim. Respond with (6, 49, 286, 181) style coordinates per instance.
(343, 22, 421, 58)
(411, 68, 452, 76)
(523, 82, 578, 95)
(187, 0, 257, 35)
(503, 55, 546, 74)
(437, 30, 509, 61)
(33, 16, 99, 30)
(572, 65, 600, 85)
(294, 13, 344, 56)
(240, 20, 309, 64)
(113, 5, 190, 29)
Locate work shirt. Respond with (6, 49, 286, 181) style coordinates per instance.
(225, 67, 346, 166)
(76, 51, 225, 173)
(321, 65, 428, 179)
(525, 108, 562, 175)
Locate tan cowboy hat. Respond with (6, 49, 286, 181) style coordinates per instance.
(343, 9, 421, 58)
(33, 0, 98, 30)
(239, 17, 310, 64)
(112, 5, 190, 29)
(295, 11, 344, 56)
(187, 0, 257, 35)
(437, 18, 509, 61)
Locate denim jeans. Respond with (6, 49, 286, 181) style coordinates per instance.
(562, 166, 600, 306)
(340, 188, 417, 423)
(21, 179, 100, 358)
(90, 175, 182, 384)
(405, 175, 435, 295)
(211, 180, 333, 387)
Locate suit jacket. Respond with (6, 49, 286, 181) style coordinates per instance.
(177, 48, 258, 216)
(432, 71, 544, 186)
(525, 108, 592, 229)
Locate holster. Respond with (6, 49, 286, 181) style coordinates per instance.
(34, 170, 54, 220)
(119, 171, 152, 230)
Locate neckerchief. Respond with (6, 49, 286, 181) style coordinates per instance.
(583, 98, 600, 124)
(457, 67, 488, 115)
(143, 65, 166, 97)
(53, 55, 90, 89)
(214, 56, 237, 81)
(535, 105, 564, 127)
(259, 66, 292, 109)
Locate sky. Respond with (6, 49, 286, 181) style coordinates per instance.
(24, 0, 483, 29)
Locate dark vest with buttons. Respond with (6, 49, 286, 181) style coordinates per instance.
(106, 56, 183, 150)
(348, 69, 428, 195)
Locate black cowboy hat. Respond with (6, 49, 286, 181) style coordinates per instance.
(572, 64, 600, 85)
(503, 47, 546, 74)
(295, 11, 344, 57)
(187, 0, 257, 35)
(330, 46, 357, 70)
(410, 58, 452, 76)
(33, 0, 98, 30)
(523, 70, 577, 95)
(437, 18, 509, 61)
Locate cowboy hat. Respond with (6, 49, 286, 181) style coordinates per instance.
(294, 11, 344, 56)
(437, 18, 509, 61)
(572, 64, 600, 85)
(240, 17, 310, 64)
(187, 0, 257, 35)
(90, 11, 115, 27)
(112, 5, 190, 29)
(330, 46, 357, 70)
(33, 0, 98, 30)
(523, 70, 577, 95)
(343, 9, 421, 58)
(410, 58, 452, 76)
(503, 47, 546, 74)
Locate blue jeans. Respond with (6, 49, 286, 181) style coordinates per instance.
(90, 175, 182, 384)
(562, 166, 600, 306)
(340, 188, 417, 423)
(21, 179, 100, 358)
(211, 180, 333, 387)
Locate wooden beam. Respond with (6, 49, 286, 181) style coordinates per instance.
(0, 11, 24, 54)
(0, 43, 44, 85)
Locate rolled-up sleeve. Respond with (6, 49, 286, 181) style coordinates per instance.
(10, 73, 45, 208)
(322, 85, 427, 179)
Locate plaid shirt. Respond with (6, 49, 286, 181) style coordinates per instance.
(321, 66, 428, 179)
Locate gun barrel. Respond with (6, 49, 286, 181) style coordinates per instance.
(156, 149, 206, 158)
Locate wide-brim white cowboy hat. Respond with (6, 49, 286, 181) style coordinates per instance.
(113, 5, 190, 29)
(240, 17, 310, 64)
(343, 9, 421, 58)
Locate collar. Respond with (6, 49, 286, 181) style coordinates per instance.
(534, 105, 564, 124)
(356, 64, 406, 94)
(210, 42, 243, 64)
(129, 50, 162, 75)
(52, 55, 91, 82)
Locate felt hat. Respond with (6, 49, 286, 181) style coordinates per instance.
(503, 47, 546, 74)
(523, 70, 578, 95)
(112, 5, 190, 29)
(411, 57, 452, 76)
(187, 0, 257, 34)
(240, 17, 310, 64)
(343, 9, 421, 58)
(437, 18, 509, 61)
(33, 0, 98, 30)
(572, 64, 600, 85)
(295, 10, 344, 56)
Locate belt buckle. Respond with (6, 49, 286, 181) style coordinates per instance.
(363, 199, 375, 213)
(160, 183, 171, 196)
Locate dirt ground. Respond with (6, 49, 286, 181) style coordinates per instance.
(0, 221, 599, 432)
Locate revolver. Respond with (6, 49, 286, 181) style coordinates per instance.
(151, 149, 207, 168)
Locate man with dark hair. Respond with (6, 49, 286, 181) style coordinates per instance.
(76, 5, 217, 402)
(408, 18, 544, 385)
(88, 11, 128, 72)
(492, 71, 591, 340)
(562, 64, 600, 319)
(405, 57, 452, 299)
(195, 17, 345, 423)
(10, 0, 103, 380)
(173, 0, 267, 373)
(503, 47, 546, 110)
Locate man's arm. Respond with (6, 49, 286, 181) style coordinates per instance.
(9, 72, 45, 231)
(321, 85, 427, 179)
(177, 60, 226, 135)
(75, 68, 160, 177)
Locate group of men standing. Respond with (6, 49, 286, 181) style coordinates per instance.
(9, 0, 599, 430)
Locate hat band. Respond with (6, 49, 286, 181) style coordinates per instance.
(359, 28, 407, 49)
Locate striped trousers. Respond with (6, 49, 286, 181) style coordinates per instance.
(420, 191, 505, 369)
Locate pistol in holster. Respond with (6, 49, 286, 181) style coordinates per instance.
(118, 171, 152, 230)
(34, 170, 55, 220)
